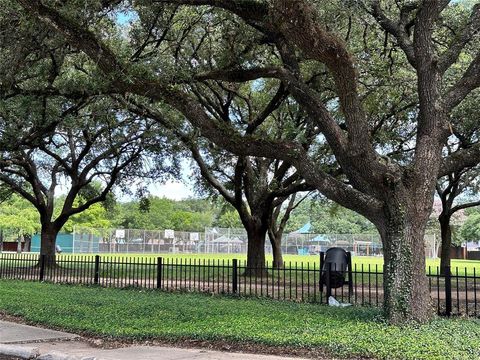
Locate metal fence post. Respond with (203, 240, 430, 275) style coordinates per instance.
(232, 259, 238, 294)
(444, 265, 452, 316)
(346, 251, 353, 297)
(325, 262, 332, 301)
(157, 257, 162, 289)
(319, 252, 325, 302)
(94, 255, 100, 285)
(39, 254, 45, 282)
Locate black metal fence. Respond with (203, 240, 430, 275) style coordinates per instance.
(0, 253, 478, 317)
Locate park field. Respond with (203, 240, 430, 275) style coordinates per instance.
(0, 280, 479, 360)
(53, 253, 480, 274)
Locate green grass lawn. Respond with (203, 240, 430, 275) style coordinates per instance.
(0, 280, 479, 359)
(54, 253, 480, 274)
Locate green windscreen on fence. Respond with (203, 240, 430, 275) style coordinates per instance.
(30, 233, 101, 253)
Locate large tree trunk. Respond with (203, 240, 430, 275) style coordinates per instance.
(380, 200, 433, 324)
(439, 213, 452, 275)
(88, 233, 93, 253)
(244, 221, 268, 276)
(271, 237, 283, 269)
(268, 230, 284, 269)
(40, 224, 59, 267)
(17, 235, 23, 253)
(24, 234, 32, 252)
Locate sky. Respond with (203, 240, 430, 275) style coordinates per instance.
(147, 180, 194, 200)
(56, 158, 196, 202)
(57, 177, 195, 202)
(150, 158, 196, 200)
(119, 158, 196, 201)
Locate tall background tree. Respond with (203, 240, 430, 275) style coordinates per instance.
(460, 207, 480, 243)
(437, 166, 480, 273)
(0, 94, 173, 265)
(124, 87, 316, 271)
(436, 90, 480, 272)
(115, 196, 215, 232)
(0, 195, 40, 252)
(184, 101, 315, 271)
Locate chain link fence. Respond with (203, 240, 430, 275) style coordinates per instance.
(72, 226, 439, 257)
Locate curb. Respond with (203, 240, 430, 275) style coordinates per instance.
(0, 344, 40, 359)
(0, 345, 98, 360)
(37, 352, 96, 360)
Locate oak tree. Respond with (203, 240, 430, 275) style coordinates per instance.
(12, 0, 480, 323)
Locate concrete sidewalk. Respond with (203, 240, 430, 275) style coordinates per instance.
(0, 321, 79, 344)
(0, 320, 309, 360)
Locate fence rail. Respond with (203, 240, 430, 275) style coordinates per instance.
(0, 253, 478, 317)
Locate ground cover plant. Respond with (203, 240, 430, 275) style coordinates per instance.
(0, 280, 479, 360)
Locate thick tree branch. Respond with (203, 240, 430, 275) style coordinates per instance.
(119, 96, 238, 205)
(246, 84, 287, 134)
(439, 142, 480, 176)
(443, 52, 480, 111)
(233, 157, 251, 222)
(451, 199, 480, 213)
(17, 0, 383, 222)
(370, 1, 417, 67)
(271, 181, 314, 203)
(123, 95, 382, 220)
(154, 0, 268, 25)
(195, 67, 281, 82)
(190, 144, 237, 206)
(195, 66, 348, 155)
(438, 4, 480, 73)
(0, 174, 38, 207)
(38, 143, 73, 175)
(271, 0, 373, 157)
(55, 147, 143, 228)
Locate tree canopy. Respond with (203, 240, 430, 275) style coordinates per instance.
(0, 195, 40, 237)
(114, 196, 215, 231)
(1, 0, 479, 323)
